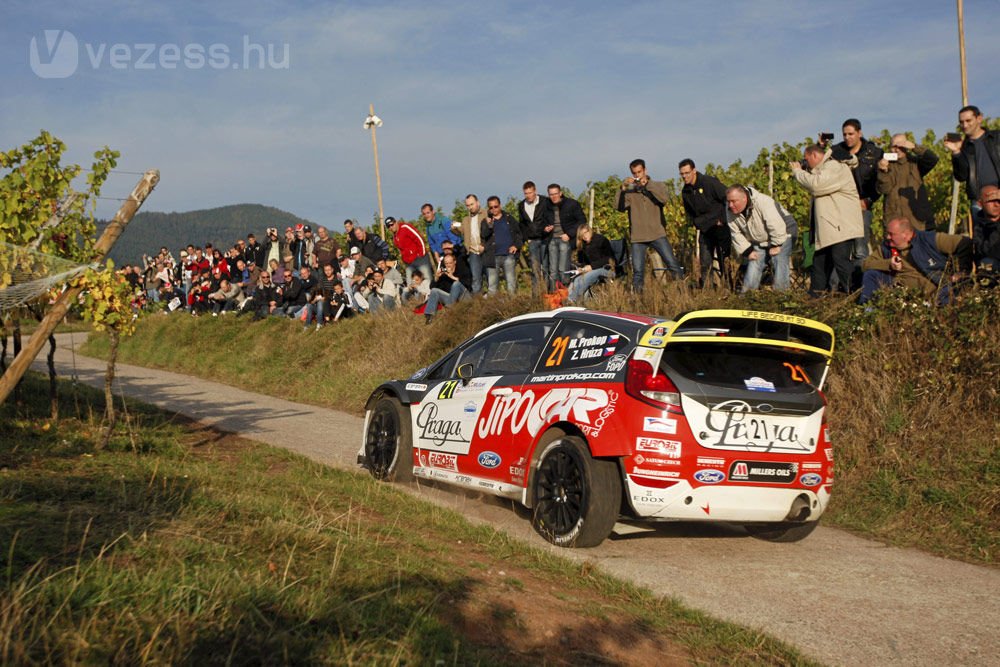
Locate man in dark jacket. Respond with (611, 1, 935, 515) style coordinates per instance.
(945, 105, 1000, 204)
(829, 118, 884, 262)
(518, 181, 552, 294)
(280, 269, 309, 317)
(973, 185, 1000, 271)
(352, 227, 391, 264)
(546, 184, 586, 286)
(876, 134, 939, 231)
(251, 273, 280, 319)
(680, 158, 728, 288)
(482, 196, 524, 295)
(859, 218, 972, 305)
(424, 243, 472, 322)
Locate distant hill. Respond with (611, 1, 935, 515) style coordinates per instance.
(100, 204, 318, 265)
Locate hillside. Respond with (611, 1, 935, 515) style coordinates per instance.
(100, 204, 318, 265)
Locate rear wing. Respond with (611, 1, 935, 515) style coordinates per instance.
(635, 310, 835, 388)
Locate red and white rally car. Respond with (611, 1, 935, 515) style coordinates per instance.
(358, 307, 835, 547)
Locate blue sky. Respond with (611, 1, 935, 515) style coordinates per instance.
(2, 1, 999, 229)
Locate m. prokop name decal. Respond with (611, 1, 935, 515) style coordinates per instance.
(477, 388, 611, 438)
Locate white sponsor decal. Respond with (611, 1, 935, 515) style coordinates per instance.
(683, 397, 822, 454)
(635, 437, 681, 458)
(605, 353, 628, 373)
(630, 468, 681, 478)
(634, 347, 660, 364)
(632, 491, 667, 505)
(405, 382, 427, 392)
(578, 390, 619, 438)
(824, 447, 834, 461)
(643, 416, 677, 434)
(801, 462, 823, 470)
(427, 452, 458, 471)
(530, 371, 615, 383)
(697, 456, 726, 466)
(744, 376, 776, 392)
(476, 388, 612, 439)
(415, 403, 470, 453)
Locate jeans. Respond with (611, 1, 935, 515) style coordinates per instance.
(568, 267, 612, 303)
(632, 236, 683, 291)
(858, 269, 893, 305)
(742, 236, 795, 292)
(425, 281, 468, 317)
(527, 239, 550, 293)
(490, 254, 518, 295)
(212, 298, 239, 314)
(469, 252, 484, 294)
(854, 209, 873, 265)
(368, 293, 397, 313)
(302, 300, 324, 325)
(406, 255, 433, 285)
(547, 237, 572, 287)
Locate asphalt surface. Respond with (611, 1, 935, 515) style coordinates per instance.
(28, 333, 1000, 666)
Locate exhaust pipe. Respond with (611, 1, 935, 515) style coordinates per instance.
(785, 494, 812, 522)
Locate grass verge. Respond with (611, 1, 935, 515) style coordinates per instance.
(0, 373, 814, 665)
(81, 282, 1000, 564)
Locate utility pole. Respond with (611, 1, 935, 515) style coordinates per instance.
(948, 0, 969, 234)
(364, 104, 385, 238)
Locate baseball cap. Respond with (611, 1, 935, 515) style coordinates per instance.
(295, 223, 304, 232)
(350, 246, 360, 254)
(384, 216, 397, 226)
(303, 225, 312, 232)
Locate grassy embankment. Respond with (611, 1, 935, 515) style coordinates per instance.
(0, 373, 813, 665)
(83, 282, 1000, 565)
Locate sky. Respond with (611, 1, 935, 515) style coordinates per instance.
(2, 0, 999, 229)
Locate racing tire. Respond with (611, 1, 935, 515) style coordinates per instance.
(744, 520, 819, 543)
(531, 434, 621, 548)
(363, 396, 413, 483)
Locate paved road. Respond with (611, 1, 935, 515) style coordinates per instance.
(31, 335, 1000, 666)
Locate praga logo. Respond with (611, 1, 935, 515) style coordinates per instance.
(477, 388, 612, 438)
(415, 403, 467, 447)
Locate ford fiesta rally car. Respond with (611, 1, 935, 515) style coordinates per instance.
(358, 308, 835, 548)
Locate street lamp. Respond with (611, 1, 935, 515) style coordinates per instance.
(364, 104, 385, 238)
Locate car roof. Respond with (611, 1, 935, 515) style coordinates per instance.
(475, 307, 660, 339)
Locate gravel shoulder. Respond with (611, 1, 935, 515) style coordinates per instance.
(31, 334, 1000, 666)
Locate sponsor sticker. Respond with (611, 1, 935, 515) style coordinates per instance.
(697, 456, 726, 466)
(643, 416, 677, 434)
(634, 347, 659, 363)
(605, 353, 628, 373)
(824, 447, 834, 461)
(529, 371, 615, 383)
(744, 376, 776, 392)
(405, 382, 427, 392)
(410, 367, 427, 380)
(427, 452, 458, 471)
(477, 451, 501, 469)
(801, 462, 823, 470)
(693, 469, 725, 484)
(630, 468, 680, 478)
(632, 491, 667, 505)
(799, 473, 822, 487)
(635, 437, 681, 458)
(477, 387, 614, 439)
(687, 398, 821, 454)
(415, 403, 469, 452)
(728, 460, 798, 484)
(463, 401, 477, 414)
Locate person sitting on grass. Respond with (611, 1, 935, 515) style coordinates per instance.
(251, 272, 280, 320)
(567, 224, 615, 303)
(403, 270, 430, 305)
(424, 246, 472, 323)
(858, 217, 972, 305)
(207, 279, 244, 315)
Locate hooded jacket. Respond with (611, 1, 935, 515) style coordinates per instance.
(793, 151, 864, 250)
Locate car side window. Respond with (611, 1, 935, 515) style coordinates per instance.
(425, 352, 458, 381)
(538, 321, 628, 371)
(457, 322, 553, 377)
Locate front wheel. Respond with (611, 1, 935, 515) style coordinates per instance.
(744, 520, 819, 543)
(363, 396, 413, 482)
(531, 434, 621, 548)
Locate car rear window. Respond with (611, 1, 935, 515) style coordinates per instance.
(662, 342, 828, 392)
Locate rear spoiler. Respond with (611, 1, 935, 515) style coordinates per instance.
(637, 309, 835, 359)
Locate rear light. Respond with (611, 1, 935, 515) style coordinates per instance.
(625, 358, 681, 412)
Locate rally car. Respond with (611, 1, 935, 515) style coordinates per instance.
(358, 307, 835, 548)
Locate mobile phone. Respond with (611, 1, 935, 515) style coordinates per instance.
(883, 153, 898, 162)
(820, 132, 835, 142)
(946, 132, 962, 143)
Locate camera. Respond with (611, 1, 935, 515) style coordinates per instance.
(883, 152, 898, 162)
(946, 132, 963, 143)
(820, 132, 835, 142)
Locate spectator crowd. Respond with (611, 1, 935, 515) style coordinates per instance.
(120, 105, 1000, 325)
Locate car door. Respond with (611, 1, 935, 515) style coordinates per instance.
(416, 321, 553, 491)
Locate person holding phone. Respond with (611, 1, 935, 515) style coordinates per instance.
(876, 133, 940, 231)
(945, 105, 1000, 205)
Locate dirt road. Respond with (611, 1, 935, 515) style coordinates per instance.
(30, 335, 1000, 666)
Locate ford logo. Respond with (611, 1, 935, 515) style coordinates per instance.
(756, 403, 774, 413)
(694, 469, 725, 484)
(799, 473, 822, 487)
(478, 451, 501, 469)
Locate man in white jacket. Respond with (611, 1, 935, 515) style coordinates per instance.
(725, 185, 797, 292)
(791, 145, 864, 296)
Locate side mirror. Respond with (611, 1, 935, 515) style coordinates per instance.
(456, 363, 474, 384)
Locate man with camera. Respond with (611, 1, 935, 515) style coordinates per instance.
(424, 244, 472, 323)
(791, 145, 864, 296)
(678, 159, 725, 288)
(725, 185, 796, 292)
(617, 159, 682, 291)
(945, 105, 1000, 205)
(876, 134, 939, 231)
(824, 119, 883, 263)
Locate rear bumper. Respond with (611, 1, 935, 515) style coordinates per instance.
(626, 477, 831, 523)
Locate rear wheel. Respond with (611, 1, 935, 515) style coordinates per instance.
(531, 434, 621, 548)
(745, 520, 819, 543)
(364, 396, 413, 482)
